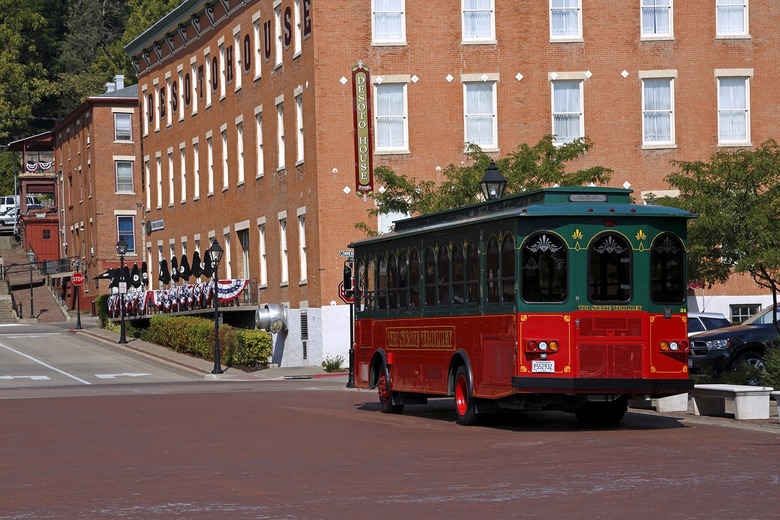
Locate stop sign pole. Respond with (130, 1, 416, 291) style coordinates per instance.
(71, 270, 85, 330)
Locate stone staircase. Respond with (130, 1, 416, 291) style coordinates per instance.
(0, 278, 17, 322)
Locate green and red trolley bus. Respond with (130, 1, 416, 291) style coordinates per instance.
(349, 186, 695, 425)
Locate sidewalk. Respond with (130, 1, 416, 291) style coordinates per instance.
(69, 311, 345, 382)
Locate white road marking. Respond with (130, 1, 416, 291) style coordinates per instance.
(0, 375, 51, 380)
(95, 373, 152, 379)
(0, 342, 91, 385)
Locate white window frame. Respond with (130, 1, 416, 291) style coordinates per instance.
(551, 76, 584, 145)
(167, 149, 174, 206)
(179, 144, 187, 203)
(221, 125, 229, 191)
(165, 74, 172, 127)
(274, 2, 283, 67)
(297, 207, 307, 284)
(294, 0, 302, 56)
(640, 0, 673, 40)
(372, 0, 406, 45)
(716, 0, 749, 38)
(155, 153, 162, 209)
(549, 0, 582, 42)
(717, 72, 751, 146)
(463, 77, 498, 150)
(141, 85, 149, 136)
(257, 218, 268, 287)
(255, 105, 265, 178)
(279, 212, 289, 286)
(640, 72, 676, 147)
(462, 0, 495, 43)
(192, 137, 200, 200)
(233, 27, 243, 92)
(252, 12, 262, 80)
(113, 112, 132, 142)
(206, 133, 214, 195)
(295, 92, 304, 164)
(116, 215, 136, 253)
(190, 57, 199, 115)
(276, 97, 285, 170)
(144, 157, 151, 210)
(236, 118, 245, 185)
(115, 159, 134, 193)
(374, 81, 409, 152)
(204, 48, 212, 107)
(218, 39, 227, 100)
(177, 66, 185, 121)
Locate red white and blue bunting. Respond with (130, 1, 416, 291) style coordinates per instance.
(25, 162, 53, 173)
(106, 279, 249, 318)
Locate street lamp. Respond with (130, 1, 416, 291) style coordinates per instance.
(26, 249, 35, 319)
(480, 161, 507, 201)
(116, 238, 128, 344)
(209, 238, 224, 374)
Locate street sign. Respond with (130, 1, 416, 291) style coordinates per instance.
(71, 272, 86, 287)
(338, 281, 354, 304)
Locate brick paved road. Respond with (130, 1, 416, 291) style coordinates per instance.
(1, 381, 778, 520)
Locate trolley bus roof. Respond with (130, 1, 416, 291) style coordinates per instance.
(350, 186, 695, 247)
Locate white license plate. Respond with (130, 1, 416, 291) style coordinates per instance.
(532, 360, 555, 373)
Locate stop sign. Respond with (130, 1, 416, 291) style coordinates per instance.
(71, 272, 86, 287)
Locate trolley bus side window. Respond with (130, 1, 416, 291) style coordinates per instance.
(650, 233, 686, 304)
(398, 250, 409, 309)
(486, 236, 500, 303)
(438, 244, 451, 305)
(453, 243, 465, 305)
(466, 240, 480, 304)
(588, 232, 632, 303)
(359, 256, 375, 312)
(410, 249, 420, 308)
(501, 234, 516, 303)
(424, 247, 437, 307)
(522, 232, 568, 303)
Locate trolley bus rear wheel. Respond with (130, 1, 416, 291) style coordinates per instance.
(454, 366, 478, 426)
(377, 364, 404, 414)
(574, 398, 627, 427)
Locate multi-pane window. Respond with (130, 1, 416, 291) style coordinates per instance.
(114, 113, 132, 141)
(375, 83, 408, 151)
(115, 161, 133, 193)
(730, 304, 760, 324)
(117, 216, 135, 253)
(274, 4, 283, 67)
(294, 0, 302, 55)
(641, 0, 672, 38)
(221, 127, 228, 189)
(462, 0, 495, 42)
(167, 150, 174, 206)
(192, 139, 200, 199)
(464, 81, 497, 149)
(718, 76, 750, 145)
(144, 159, 151, 210)
(642, 77, 674, 145)
(551, 79, 583, 145)
(716, 0, 748, 37)
(238, 229, 250, 279)
(372, 0, 405, 44)
(550, 0, 582, 40)
(253, 17, 262, 79)
(155, 155, 162, 208)
(179, 145, 187, 203)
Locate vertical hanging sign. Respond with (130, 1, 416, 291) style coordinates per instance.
(352, 62, 373, 195)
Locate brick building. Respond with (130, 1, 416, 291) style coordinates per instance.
(125, 0, 778, 365)
(52, 77, 141, 311)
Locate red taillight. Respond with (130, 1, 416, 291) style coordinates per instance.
(659, 340, 689, 352)
(526, 340, 559, 353)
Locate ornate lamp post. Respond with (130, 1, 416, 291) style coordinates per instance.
(480, 161, 507, 201)
(26, 249, 35, 319)
(116, 238, 128, 344)
(209, 238, 224, 374)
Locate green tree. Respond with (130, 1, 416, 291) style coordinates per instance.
(661, 141, 780, 331)
(363, 136, 613, 225)
(0, 0, 56, 141)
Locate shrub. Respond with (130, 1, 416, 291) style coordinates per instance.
(322, 355, 345, 372)
(95, 294, 109, 328)
(142, 315, 271, 369)
(760, 344, 780, 389)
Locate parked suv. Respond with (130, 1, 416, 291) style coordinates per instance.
(689, 305, 780, 375)
(687, 312, 732, 337)
(0, 195, 42, 215)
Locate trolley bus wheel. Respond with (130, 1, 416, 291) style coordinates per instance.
(377, 364, 404, 414)
(454, 366, 478, 426)
(574, 398, 627, 427)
